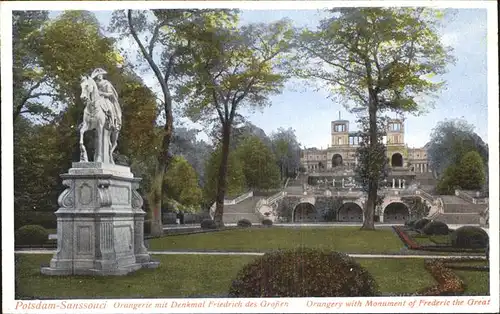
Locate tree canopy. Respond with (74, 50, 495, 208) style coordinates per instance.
(235, 136, 281, 190)
(176, 18, 293, 227)
(427, 118, 488, 177)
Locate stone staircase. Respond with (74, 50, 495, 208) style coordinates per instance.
(220, 196, 264, 223)
(432, 195, 486, 225)
(415, 172, 438, 186)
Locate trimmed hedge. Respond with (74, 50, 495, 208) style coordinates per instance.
(15, 225, 49, 246)
(228, 248, 379, 297)
(414, 218, 431, 230)
(200, 219, 217, 230)
(262, 219, 273, 226)
(405, 219, 417, 228)
(237, 219, 252, 228)
(422, 221, 449, 236)
(450, 226, 489, 249)
(15, 211, 57, 230)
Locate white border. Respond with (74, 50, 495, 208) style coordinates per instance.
(1, 1, 498, 314)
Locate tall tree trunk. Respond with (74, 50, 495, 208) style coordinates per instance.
(361, 94, 378, 230)
(214, 123, 231, 228)
(150, 96, 174, 236)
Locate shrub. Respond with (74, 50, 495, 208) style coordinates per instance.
(450, 226, 489, 249)
(15, 225, 49, 246)
(228, 248, 379, 297)
(414, 218, 431, 230)
(405, 219, 417, 227)
(237, 219, 252, 228)
(200, 219, 217, 229)
(422, 221, 449, 236)
(262, 219, 273, 226)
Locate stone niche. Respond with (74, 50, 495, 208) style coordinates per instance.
(41, 162, 159, 276)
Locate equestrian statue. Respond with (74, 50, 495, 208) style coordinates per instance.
(79, 68, 122, 164)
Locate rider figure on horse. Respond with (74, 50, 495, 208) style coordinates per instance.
(90, 68, 122, 131)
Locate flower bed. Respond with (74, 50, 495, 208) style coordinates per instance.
(418, 259, 465, 296)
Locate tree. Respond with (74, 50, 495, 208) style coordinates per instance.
(354, 115, 389, 209)
(295, 8, 454, 230)
(458, 151, 486, 191)
(427, 119, 488, 177)
(14, 118, 65, 214)
(436, 164, 460, 195)
(235, 136, 281, 190)
(163, 156, 203, 210)
(270, 127, 301, 179)
(203, 146, 246, 204)
(12, 11, 55, 122)
(110, 9, 237, 235)
(177, 19, 293, 227)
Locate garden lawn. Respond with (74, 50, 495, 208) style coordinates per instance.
(16, 255, 435, 298)
(148, 227, 404, 253)
(455, 270, 489, 295)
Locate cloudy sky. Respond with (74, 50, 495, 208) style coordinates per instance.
(51, 7, 488, 149)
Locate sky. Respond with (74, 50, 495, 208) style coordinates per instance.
(51, 7, 488, 149)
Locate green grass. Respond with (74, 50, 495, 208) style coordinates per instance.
(149, 227, 404, 253)
(15, 255, 436, 298)
(455, 270, 490, 295)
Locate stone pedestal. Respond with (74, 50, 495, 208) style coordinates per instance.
(41, 162, 159, 276)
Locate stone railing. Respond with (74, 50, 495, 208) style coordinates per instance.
(254, 191, 287, 221)
(455, 189, 488, 205)
(268, 191, 287, 204)
(415, 189, 435, 202)
(480, 207, 489, 227)
(226, 190, 254, 205)
(427, 197, 444, 220)
(284, 177, 290, 188)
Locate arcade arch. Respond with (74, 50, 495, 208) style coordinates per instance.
(383, 202, 409, 223)
(338, 202, 363, 222)
(293, 202, 317, 222)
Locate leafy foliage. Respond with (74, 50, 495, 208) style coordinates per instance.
(457, 151, 486, 190)
(203, 146, 246, 204)
(237, 219, 252, 228)
(414, 218, 431, 230)
(163, 156, 203, 210)
(354, 115, 389, 192)
(427, 119, 488, 178)
(422, 221, 449, 236)
(436, 151, 485, 194)
(12, 11, 55, 122)
(229, 248, 379, 297)
(450, 226, 489, 249)
(235, 136, 281, 190)
(15, 225, 49, 246)
(262, 219, 273, 226)
(270, 127, 301, 179)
